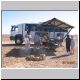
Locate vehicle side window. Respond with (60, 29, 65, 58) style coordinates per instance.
(49, 28, 53, 32)
(57, 33, 61, 36)
(31, 26, 36, 31)
(25, 26, 28, 31)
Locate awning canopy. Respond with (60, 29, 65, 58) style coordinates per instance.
(39, 18, 74, 30)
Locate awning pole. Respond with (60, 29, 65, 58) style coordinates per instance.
(62, 28, 72, 40)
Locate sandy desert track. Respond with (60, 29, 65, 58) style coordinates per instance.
(1, 34, 78, 68)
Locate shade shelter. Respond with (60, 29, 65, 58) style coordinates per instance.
(37, 18, 74, 42)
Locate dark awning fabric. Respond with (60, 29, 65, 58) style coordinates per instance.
(39, 18, 74, 30)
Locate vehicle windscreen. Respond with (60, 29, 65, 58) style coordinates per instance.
(11, 26, 18, 31)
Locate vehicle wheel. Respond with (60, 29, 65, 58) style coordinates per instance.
(15, 38, 23, 45)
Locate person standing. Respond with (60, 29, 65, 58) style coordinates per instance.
(70, 35, 75, 55)
(42, 35, 48, 47)
(24, 31, 33, 55)
(65, 35, 71, 55)
(33, 33, 41, 47)
(24, 32, 30, 55)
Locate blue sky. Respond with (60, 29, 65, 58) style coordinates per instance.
(2, 11, 79, 34)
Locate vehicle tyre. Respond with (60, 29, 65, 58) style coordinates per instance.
(15, 38, 23, 45)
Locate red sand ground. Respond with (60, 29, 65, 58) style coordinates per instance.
(2, 34, 78, 68)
